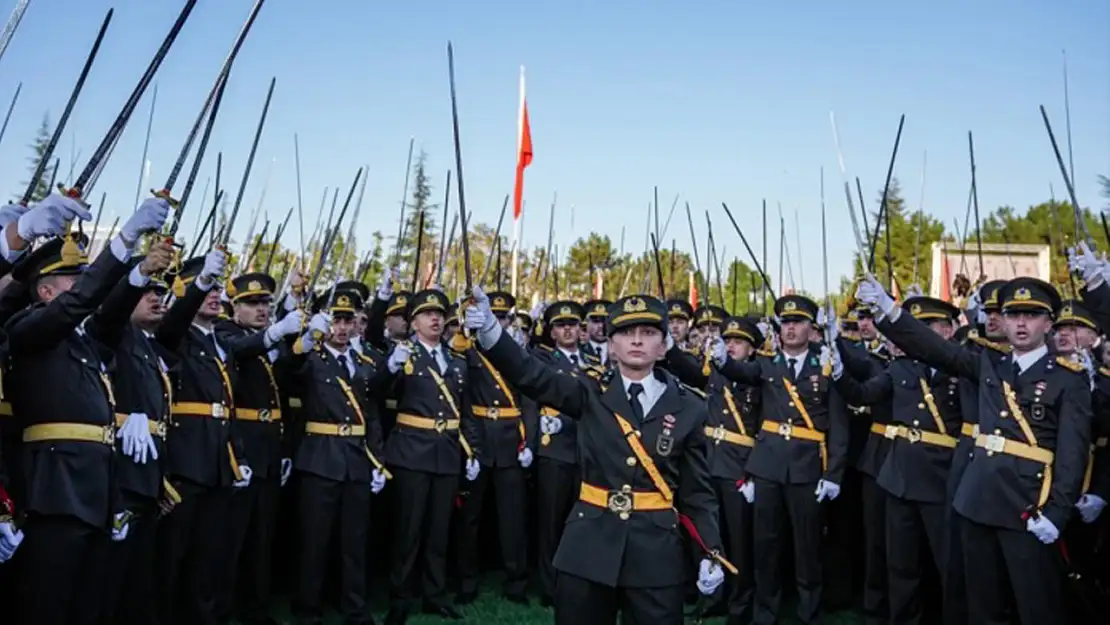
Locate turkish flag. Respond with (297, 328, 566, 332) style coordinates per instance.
(512, 67, 533, 221)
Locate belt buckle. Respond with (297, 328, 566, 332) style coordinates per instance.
(434, 418, 447, 433)
(487, 407, 499, 420)
(212, 403, 224, 419)
(607, 491, 633, 515)
(712, 424, 726, 442)
(258, 408, 272, 423)
(777, 422, 793, 438)
(884, 425, 898, 440)
(971, 424, 980, 439)
(984, 434, 1005, 454)
(338, 423, 353, 436)
(102, 426, 116, 445)
(906, 427, 922, 444)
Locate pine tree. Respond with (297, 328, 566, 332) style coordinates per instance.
(18, 113, 54, 202)
(396, 150, 439, 291)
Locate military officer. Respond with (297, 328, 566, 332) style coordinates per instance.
(465, 290, 728, 625)
(456, 290, 536, 606)
(858, 274, 1091, 625)
(381, 288, 480, 624)
(711, 294, 850, 625)
(154, 246, 252, 625)
(694, 303, 728, 340)
(581, 299, 612, 365)
(286, 289, 386, 625)
(96, 241, 178, 625)
(830, 296, 963, 625)
(216, 272, 304, 625)
(4, 194, 167, 624)
(444, 302, 460, 345)
(666, 298, 694, 347)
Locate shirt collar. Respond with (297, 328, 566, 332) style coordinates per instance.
(192, 322, 213, 336)
(324, 343, 350, 360)
(418, 339, 442, 355)
(621, 371, 664, 399)
(1012, 344, 1049, 374)
(557, 346, 580, 360)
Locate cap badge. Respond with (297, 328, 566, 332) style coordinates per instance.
(783, 301, 797, 312)
(1014, 287, 1032, 301)
(623, 297, 647, 313)
(910, 303, 922, 316)
(337, 294, 351, 308)
(247, 280, 263, 293)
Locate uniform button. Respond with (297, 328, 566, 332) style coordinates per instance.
(1036, 472, 1044, 478)
(626, 457, 637, 467)
(1000, 410, 1009, 417)
(912, 420, 920, 427)
(621, 484, 632, 493)
(493, 400, 500, 406)
(578, 512, 584, 518)
(619, 512, 630, 521)
(438, 412, 444, 417)
(917, 403, 925, 409)
(994, 429, 1001, 435)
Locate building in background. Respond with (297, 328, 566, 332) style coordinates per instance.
(929, 241, 1051, 302)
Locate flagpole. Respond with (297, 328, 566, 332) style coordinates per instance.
(510, 65, 525, 298)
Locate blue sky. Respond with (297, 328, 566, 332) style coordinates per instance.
(0, 0, 1106, 296)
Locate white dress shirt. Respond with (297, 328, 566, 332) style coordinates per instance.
(1012, 344, 1049, 375)
(557, 347, 582, 367)
(590, 340, 608, 364)
(622, 373, 666, 417)
(419, 339, 447, 374)
(782, 350, 807, 379)
(324, 343, 356, 377)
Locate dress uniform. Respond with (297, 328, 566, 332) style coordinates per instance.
(5, 229, 146, 624)
(471, 293, 728, 625)
(154, 252, 250, 625)
(871, 276, 1091, 625)
(456, 290, 536, 605)
(666, 299, 694, 346)
(694, 304, 728, 339)
(833, 296, 963, 625)
(366, 289, 412, 435)
(717, 294, 850, 625)
(667, 315, 764, 624)
(287, 290, 386, 625)
(98, 259, 176, 625)
(215, 272, 290, 625)
(581, 299, 612, 365)
(382, 288, 479, 624)
(530, 301, 589, 607)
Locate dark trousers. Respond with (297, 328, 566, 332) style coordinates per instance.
(752, 478, 823, 625)
(822, 468, 862, 609)
(294, 472, 371, 624)
(220, 475, 280, 623)
(860, 474, 888, 624)
(554, 571, 686, 625)
(102, 507, 159, 625)
(19, 514, 109, 625)
(155, 483, 232, 625)
(536, 457, 578, 601)
(886, 496, 946, 625)
(389, 467, 458, 609)
(714, 477, 755, 621)
(942, 441, 974, 625)
(457, 463, 528, 596)
(960, 514, 1065, 625)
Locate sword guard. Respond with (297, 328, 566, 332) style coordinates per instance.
(151, 188, 180, 207)
(57, 184, 89, 207)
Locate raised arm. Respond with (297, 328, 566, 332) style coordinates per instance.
(664, 344, 710, 389)
(832, 367, 894, 407)
(480, 327, 591, 419)
(87, 242, 174, 350)
(156, 249, 228, 352)
(877, 312, 979, 380)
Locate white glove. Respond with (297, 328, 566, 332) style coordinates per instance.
(0, 521, 24, 562)
(0, 203, 29, 230)
(280, 458, 292, 487)
(111, 511, 131, 542)
(465, 458, 480, 481)
(1076, 494, 1107, 524)
(463, 286, 499, 334)
(233, 465, 253, 489)
(371, 468, 387, 494)
(906, 283, 924, 297)
(756, 320, 771, 340)
(377, 266, 396, 301)
(17, 193, 92, 241)
(266, 309, 304, 345)
(1072, 242, 1106, 289)
(708, 337, 727, 367)
(510, 325, 528, 347)
(540, 415, 563, 435)
(387, 342, 413, 374)
(825, 306, 840, 344)
(696, 558, 725, 595)
(196, 248, 228, 290)
(120, 197, 170, 244)
(855, 274, 896, 317)
(308, 312, 331, 336)
(815, 479, 841, 502)
(119, 413, 158, 465)
(1025, 513, 1060, 544)
(816, 306, 828, 327)
(738, 480, 755, 503)
(529, 301, 546, 320)
(826, 345, 844, 380)
(518, 447, 534, 468)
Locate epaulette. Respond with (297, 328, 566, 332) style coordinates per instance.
(968, 334, 1011, 353)
(1099, 366, 1110, 378)
(681, 383, 707, 399)
(537, 344, 554, 352)
(583, 366, 604, 380)
(1055, 355, 1085, 373)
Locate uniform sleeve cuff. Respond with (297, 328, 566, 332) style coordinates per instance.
(128, 265, 150, 288)
(477, 324, 502, 350)
(0, 228, 24, 264)
(110, 236, 133, 263)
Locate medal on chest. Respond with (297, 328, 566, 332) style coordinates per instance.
(656, 414, 676, 456)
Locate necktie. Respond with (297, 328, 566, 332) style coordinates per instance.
(1012, 360, 1021, 381)
(787, 358, 797, 380)
(627, 382, 645, 422)
(569, 354, 578, 366)
(431, 348, 443, 373)
(337, 354, 350, 379)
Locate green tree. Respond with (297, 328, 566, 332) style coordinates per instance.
(860, 178, 946, 295)
(18, 113, 54, 202)
(396, 150, 439, 290)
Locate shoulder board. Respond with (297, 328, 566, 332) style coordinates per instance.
(681, 383, 707, 399)
(756, 348, 776, 358)
(1055, 356, 1085, 373)
(538, 344, 554, 352)
(1099, 366, 1110, 378)
(584, 366, 604, 379)
(968, 335, 1011, 353)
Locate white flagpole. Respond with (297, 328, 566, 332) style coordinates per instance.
(510, 65, 525, 299)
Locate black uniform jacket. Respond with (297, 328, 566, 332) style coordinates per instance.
(664, 346, 762, 482)
(284, 343, 382, 483)
(382, 340, 478, 475)
(465, 345, 539, 467)
(481, 330, 721, 589)
(719, 346, 850, 486)
(838, 339, 891, 478)
(835, 356, 962, 504)
(1088, 367, 1110, 501)
(90, 274, 176, 507)
(530, 345, 585, 466)
(156, 282, 244, 490)
(880, 311, 1091, 531)
(217, 320, 285, 480)
(0, 279, 30, 508)
(6, 247, 130, 529)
